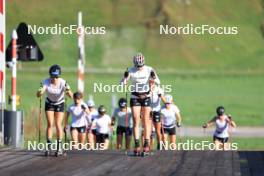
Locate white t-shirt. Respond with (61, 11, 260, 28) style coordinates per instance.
(112, 107, 133, 128)
(151, 86, 164, 112)
(86, 108, 98, 129)
(161, 104, 180, 128)
(67, 103, 88, 128)
(122, 66, 160, 98)
(214, 115, 229, 138)
(93, 114, 111, 134)
(42, 78, 69, 105)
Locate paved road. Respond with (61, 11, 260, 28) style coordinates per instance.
(0, 149, 263, 176)
(179, 126, 264, 138)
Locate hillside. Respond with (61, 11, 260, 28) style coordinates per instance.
(5, 0, 264, 72)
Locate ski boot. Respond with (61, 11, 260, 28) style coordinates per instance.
(45, 139, 52, 157)
(55, 140, 64, 157)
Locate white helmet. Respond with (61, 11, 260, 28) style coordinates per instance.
(87, 100, 95, 107)
(133, 53, 145, 68)
(165, 94, 173, 104)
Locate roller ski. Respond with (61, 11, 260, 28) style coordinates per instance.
(55, 149, 67, 157)
(133, 147, 141, 156)
(54, 140, 66, 157)
(141, 140, 154, 157)
(141, 147, 154, 157)
(44, 149, 51, 157)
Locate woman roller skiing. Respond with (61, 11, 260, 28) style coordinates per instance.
(202, 106, 237, 150)
(36, 64, 73, 156)
(121, 53, 160, 156)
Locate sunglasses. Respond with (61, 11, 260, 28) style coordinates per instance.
(50, 76, 59, 79)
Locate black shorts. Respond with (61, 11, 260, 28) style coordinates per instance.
(70, 126, 86, 133)
(45, 101, 64, 112)
(96, 133, 109, 143)
(130, 97, 151, 107)
(92, 129, 97, 136)
(213, 136, 229, 143)
(116, 126, 132, 136)
(152, 111, 161, 123)
(161, 127, 176, 135)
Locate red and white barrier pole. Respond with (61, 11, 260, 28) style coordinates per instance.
(0, 0, 5, 145)
(11, 30, 17, 111)
(77, 11, 85, 93)
(0, 0, 5, 110)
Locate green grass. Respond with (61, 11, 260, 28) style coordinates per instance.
(4, 69, 264, 149)
(5, 71, 264, 127)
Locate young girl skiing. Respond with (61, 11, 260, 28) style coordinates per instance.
(64, 92, 89, 149)
(91, 105, 112, 150)
(111, 98, 133, 151)
(160, 95, 182, 147)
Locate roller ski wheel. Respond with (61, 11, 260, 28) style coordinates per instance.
(44, 150, 51, 157)
(141, 147, 151, 157)
(133, 147, 141, 157)
(55, 150, 63, 157)
(63, 151, 67, 157)
(141, 151, 150, 157)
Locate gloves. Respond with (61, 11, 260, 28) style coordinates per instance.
(150, 70, 156, 79)
(37, 83, 45, 97)
(65, 82, 71, 92)
(38, 87, 44, 92)
(124, 71, 129, 78)
(64, 125, 68, 133)
(81, 104, 87, 111)
(176, 122, 181, 128)
(228, 114, 232, 120)
(202, 123, 208, 128)
(38, 82, 44, 92)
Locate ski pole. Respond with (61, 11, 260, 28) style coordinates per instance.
(110, 129, 113, 150)
(124, 68, 129, 151)
(38, 97, 42, 143)
(150, 84, 154, 151)
(125, 68, 128, 128)
(161, 117, 165, 142)
(227, 117, 233, 151)
(64, 98, 68, 143)
(177, 123, 183, 144)
(149, 70, 156, 151)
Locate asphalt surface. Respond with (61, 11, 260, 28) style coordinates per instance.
(0, 149, 263, 176)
